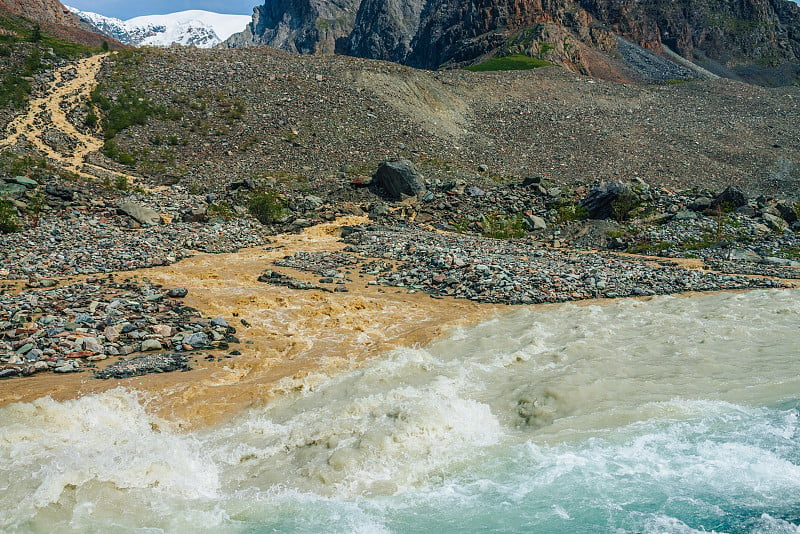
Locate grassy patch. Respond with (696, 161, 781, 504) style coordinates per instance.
(481, 212, 527, 239)
(0, 198, 21, 233)
(464, 55, 552, 72)
(207, 202, 237, 220)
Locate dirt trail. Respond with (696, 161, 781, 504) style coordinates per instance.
(0, 217, 503, 429)
(0, 54, 130, 182)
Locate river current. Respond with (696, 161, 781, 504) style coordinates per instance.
(1, 289, 799, 533)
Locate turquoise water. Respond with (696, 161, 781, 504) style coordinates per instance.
(2, 290, 799, 533)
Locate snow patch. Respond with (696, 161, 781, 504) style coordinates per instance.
(66, 7, 250, 48)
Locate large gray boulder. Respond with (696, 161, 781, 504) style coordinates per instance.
(712, 186, 748, 211)
(372, 159, 425, 200)
(118, 202, 163, 226)
(579, 181, 627, 220)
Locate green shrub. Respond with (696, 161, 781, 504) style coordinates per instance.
(612, 192, 641, 222)
(247, 190, 288, 225)
(0, 198, 21, 233)
(555, 202, 589, 223)
(102, 139, 136, 165)
(207, 202, 237, 220)
(481, 212, 527, 239)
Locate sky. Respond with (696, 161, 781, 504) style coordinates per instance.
(65, 0, 259, 20)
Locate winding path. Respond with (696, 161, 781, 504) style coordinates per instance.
(0, 53, 129, 182)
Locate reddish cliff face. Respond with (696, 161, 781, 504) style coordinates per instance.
(0, 0, 76, 26)
(0, 0, 120, 47)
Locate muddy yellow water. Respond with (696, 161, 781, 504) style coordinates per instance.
(0, 218, 501, 429)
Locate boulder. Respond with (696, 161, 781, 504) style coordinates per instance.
(182, 332, 209, 348)
(521, 175, 543, 187)
(167, 287, 188, 298)
(688, 197, 712, 212)
(181, 205, 207, 223)
(45, 183, 75, 201)
(523, 213, 547, 231)
(140, 339, 163, 351)
(727, 248, 762, 262)
(117, 202, 162, 226)
(762, 213, 789, 232)
(372, 159, 425, 200)
(0, 183, 27, 197)
(10, 176, 38, 189)
(775, 200, 798, 224)
(712, 186, 748, 210)
(579, 181, 627, 220)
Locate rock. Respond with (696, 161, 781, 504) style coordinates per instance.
(0, 183, 27, 197)
(523, 213, 548, 231)
(372, 159, 425, 200)
(688, 197, 713, 212)
(181, 205, 207, 223)
(775, 200, 798, 224)
(54, 362, 78, 373)
(167, 287, 188, 298)
(104, 326, 120, 342)
(579, 182, 627, 220)
(712, 186, 748, 210)
(211, 317, 228, 327)
(477, 164, 488, 173)
(94, 353, 191, 379)
(83, 337, 104, 353)
(152, 324, 172, 337)
(44, 183, 74, 200)
(762, 213, 789, 232)
(117, 201, 163, 226)
(140, 339, 163, 351)
(182, 332, 209, 348)
(466, 186, 485, 197)
(521, 175, 543, 187)
(673, 210, 700, 221)
(10, 176, 38, 189)
(727, 248, 762, 262)
(735, 205, 757, 217)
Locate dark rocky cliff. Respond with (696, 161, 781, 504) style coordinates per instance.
(225, 0, 361, 54)
(224, 0, 800, 85)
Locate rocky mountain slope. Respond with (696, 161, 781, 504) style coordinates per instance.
(224, 0, 800, 85)
(86, 47, 798, 199)
(66, 7, 250, 48)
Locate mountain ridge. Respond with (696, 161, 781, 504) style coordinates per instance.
(224, 0, 800, 86)
(66, 7, 250, 48)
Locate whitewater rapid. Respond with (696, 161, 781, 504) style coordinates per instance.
(2, 289, 799, 533)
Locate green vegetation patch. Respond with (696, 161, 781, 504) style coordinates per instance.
(247, 190, 289, 225)
(464, 55, 552, 72)
(0, 197, 21, 234)
(481, 212, 527, 239)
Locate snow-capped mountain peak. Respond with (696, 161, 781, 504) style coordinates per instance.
(66, 6, 251, 49)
